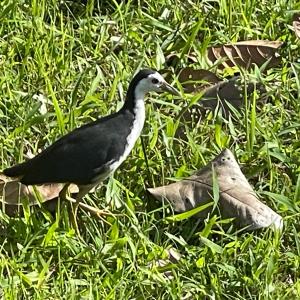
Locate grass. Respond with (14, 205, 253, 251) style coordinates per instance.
(0, 0, 300, 299)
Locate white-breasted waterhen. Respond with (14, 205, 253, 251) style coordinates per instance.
(3, 69, 179, 229)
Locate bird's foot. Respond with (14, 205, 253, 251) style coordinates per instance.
(64, 195, 116, 221)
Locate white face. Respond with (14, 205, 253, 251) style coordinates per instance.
(137, 72, 166, 94)
(135, 72, 179, 99)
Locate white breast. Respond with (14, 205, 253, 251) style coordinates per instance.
(109, 98, 145, 172)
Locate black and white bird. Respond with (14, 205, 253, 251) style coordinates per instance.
(3, 69, 179, 226)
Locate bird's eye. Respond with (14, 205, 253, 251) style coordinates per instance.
(152, 78, 159, 84)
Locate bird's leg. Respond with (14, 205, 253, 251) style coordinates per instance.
(63, 196, 115, 218)
(58, 183, 78, 232)
(69, 184, 96, 233)
(57, 183, 79, 233)
(75, 184, 115, 218)
(59, 183, 71, 202)
(70, 194, 82, 234)
(59, 184, 116, 233)
(75, 184, 101, 214)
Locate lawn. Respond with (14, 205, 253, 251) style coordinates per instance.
(0, 0, 300, 299)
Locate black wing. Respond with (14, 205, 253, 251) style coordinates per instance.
(4, 111, 133, 185)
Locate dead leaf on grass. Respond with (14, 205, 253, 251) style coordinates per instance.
(148, 248, 182, 280)
(199, 76, 265, 111)
(175, 69, 266, 138)
(292, 13, 300, 39)
(148, 149, 283, 231)
(207, 40, 283, 70)
(177, 67, 221, 93)
(176, 71, 266, 130)
(0, 174, 78, 216)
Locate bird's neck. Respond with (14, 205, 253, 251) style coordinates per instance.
(120, 88, 146, 145)
(122, 85, 146, 116)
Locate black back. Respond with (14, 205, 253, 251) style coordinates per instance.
(3, 69, 157, 185)
(4, 110, 134, 185)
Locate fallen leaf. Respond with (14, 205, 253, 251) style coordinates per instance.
(0, 174, 78, 216)
(148, 149, 283, 231)
(293, 13, 300, 39)
(178, 67, 221, 93)
(175, 70, 266, 139)
(200, 76, 265, 111)
(176, 74, 266, 132)
(207, 40, 283, 70)
(148, 248, 182, 280)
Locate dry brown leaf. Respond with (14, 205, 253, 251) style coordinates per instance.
(147, 247, 182, 280)
(293, 13, 300, 39)
(177, 75, 266, 131)
(0, 174, 78, 216)
(176, 70, 266, 138)
(148, 149, 282, 231)
(200, 76, 265, 111)
(178, 67, 221, 93)
(207, 40, 283, 70)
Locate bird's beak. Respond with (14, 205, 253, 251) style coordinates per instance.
(161, 81, 181, 96)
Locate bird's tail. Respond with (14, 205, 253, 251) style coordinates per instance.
(3, 162, 28, 178)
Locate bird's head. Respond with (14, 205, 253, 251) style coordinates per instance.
(128, 69, 180, 100)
